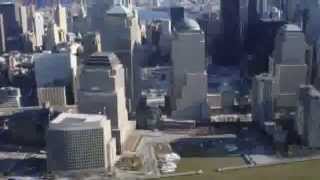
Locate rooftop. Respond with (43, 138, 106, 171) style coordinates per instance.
(283, 24, 301, 32)
(49, 113, 109, 131)
(107, 4, 132, 16)
(51, 113, 106, 124)
(175, 17, 201, 32)
(84, 52, 120, 67)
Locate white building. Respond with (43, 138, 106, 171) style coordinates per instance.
(33, 12, 44, 49)
(18, 6, 28, 34)
(55, 3, 68, 36)
(170, 18, 208, 120)
(47, 113, 117, 171)
(78, 52, 135, 154)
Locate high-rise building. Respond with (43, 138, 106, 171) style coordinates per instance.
(271, 24, 308, 109)
(34, 51, 76, 105)
(70, 0, 88, 34)
(220, 0, 242, 66)
(251, 73, 274, 128)
(82, 32, 102, 58)
(55, 3, 68, 35)
(0, 2, 20, 37)
(0, 87, 21, 108)
(0, 14, 6, 53)
(170, 15, 208, 120)
(34, 52, 73, 88)
(252, 24, 309, 133)
(88, 0, 113, 31)
(18, 5, 28, 34)
(78, 52, 135, 154)
(47, 113, 117, 172)
(45, 22, 65, 50)
(32, 12, 44, 50)
(104, 3, 141, 113)
(0, 1, 23, 51)
(37, 87, 67, 106)
(295, 85, 320, 148)
(304, 2, 320, 43)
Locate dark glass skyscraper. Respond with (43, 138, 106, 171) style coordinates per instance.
(220, 0, 242, 66)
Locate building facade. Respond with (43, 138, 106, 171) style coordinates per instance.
(47, 113, 117, 171)
(78, 52, 135, 154)
(220, 0, 242, 65)
(170, 17, 208, 120)
(295, 85, 320, 148)
(271, 24, 308, 109)
(0, 87, 21, 108)
(104, 2, 141, 113)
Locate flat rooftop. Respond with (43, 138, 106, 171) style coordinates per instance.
(52, 113, 106, 124)
(283, 24, 301, 32)
(49, 113, 109, 131)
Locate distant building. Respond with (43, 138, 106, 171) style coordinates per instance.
(70, 0, 88, 34)
(245, 18, 286, 75)
(251, 73, 274, 128)
(7, 106, 54, 146)
(18, 5, 28, 34)
(219, 0, 242, 65)
(37, 87, 67, 106)
(252, 24, 309, 133)
(170, 14, 208, 120)
(271, 24, 308, 109)
(82, 32, 102, 58)
(55, 3, 68, 35)
(0, 87, 21, 108)
(0, 14, 5, 53)
(295, 85, 320, 148)
(78, 52, 135, 154)
(0, 2, 20, 37)
(34, 52, 73, 88)
(47, 113, 117, 172)
(45, 22, 65, 50)
(0, 1, 22, 51)
(88, 0, 113, 31)
(32, 12, 44, 50)
(104, 2, 142, 113)
(34, 51, 76, 105)
(315, 39, 320, 90)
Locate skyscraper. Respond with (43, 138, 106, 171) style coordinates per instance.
(55, 2, 68, 36)
(0, 1, 23, 51)
(78, 52, 135, 154)
(271, 24, 308, 109)
(34, 52, 75, 105)
(170, 15, 208, 120)
(0, 14, 6, 53)
(82, 32, 102, 58)
(32, 12, 44, 49)
(47, 113, 117, 171)
(104, 2, 142, 113)
(0, 1, 20, 37)
(295, 85, 320, 148)
(220, 0, 242, 66)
